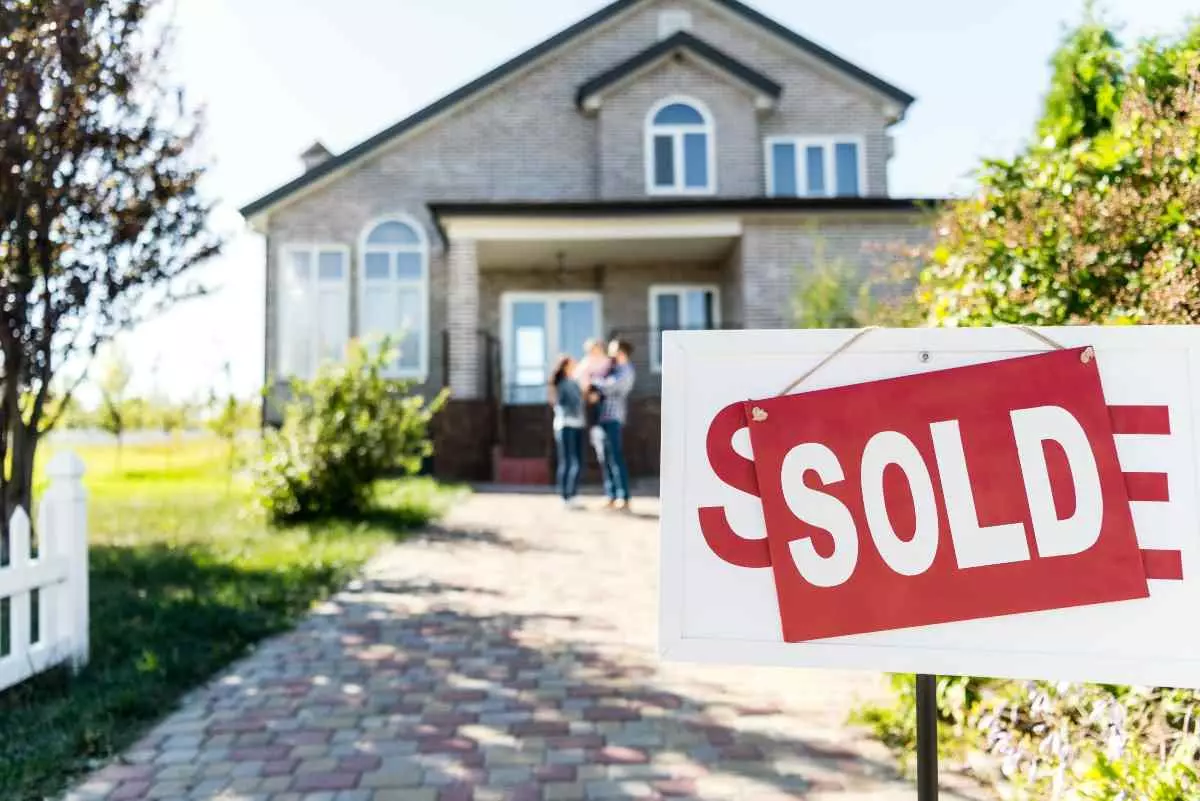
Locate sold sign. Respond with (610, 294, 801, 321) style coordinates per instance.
(723, 348, 1149, 642)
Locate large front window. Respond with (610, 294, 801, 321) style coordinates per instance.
(278, 245, 349, 379)
(649, 284, 720, 372)
(360, 217, 428, 378)
(767, 136, 864, 197)
(646, 97, 714, 195)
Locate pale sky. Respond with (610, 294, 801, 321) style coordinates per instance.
(116, 0, 1197, 401)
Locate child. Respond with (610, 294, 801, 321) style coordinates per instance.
(573, 339, 612, 427)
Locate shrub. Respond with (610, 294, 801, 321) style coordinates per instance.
(254, 341, 448, 522)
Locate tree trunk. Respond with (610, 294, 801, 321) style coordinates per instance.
(1, 420, 38, 555)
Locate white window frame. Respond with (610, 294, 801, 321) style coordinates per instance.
(276, 243, 351, 381)
(764, 135, 866, 198)
(645, 96, 717, 196)
(657, 9, 693, 38)
(358, 213, 430, 381)
(648, 284, 721, 373)
(500, 291, 605, 405)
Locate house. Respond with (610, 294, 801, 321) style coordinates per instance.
(239, 0, 934, 483)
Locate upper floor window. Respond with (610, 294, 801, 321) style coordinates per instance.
(278, 245, 350, 379)
(766, 136, 864, 198)
(360, 216, 429, 378)
(646, 97, 715, 195)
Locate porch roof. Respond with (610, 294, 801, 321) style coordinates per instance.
(429, 196, 940, 250)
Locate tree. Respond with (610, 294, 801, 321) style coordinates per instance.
(1036, 2, 1125, 146)
(96, 345, 132, 469)
(0, 1, 220, 521)
(915, 16, 1200, 328)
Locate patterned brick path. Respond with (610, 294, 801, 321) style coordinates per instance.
(65, 490, 986, 801)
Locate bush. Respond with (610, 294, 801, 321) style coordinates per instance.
(254, 341, 448, 522)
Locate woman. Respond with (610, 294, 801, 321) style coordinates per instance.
(548, 354, 585, 508)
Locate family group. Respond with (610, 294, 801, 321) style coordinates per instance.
(547, 338, 636, 511)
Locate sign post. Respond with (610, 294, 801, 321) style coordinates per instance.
(659, 326, 1200, 792)
(916, 674, 938, 801)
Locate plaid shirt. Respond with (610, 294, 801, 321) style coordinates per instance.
(595, 363, 635, 424)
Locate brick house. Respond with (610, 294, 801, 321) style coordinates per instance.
(239, 0, 934, 483)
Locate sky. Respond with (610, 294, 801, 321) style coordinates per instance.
(112, 0, 1198, 402)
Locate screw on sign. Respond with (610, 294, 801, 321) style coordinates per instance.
(699, 348, 1153, 642)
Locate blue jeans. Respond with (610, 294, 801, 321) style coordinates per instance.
(554, 426, 584, 500)
(594, 420, 630, 501)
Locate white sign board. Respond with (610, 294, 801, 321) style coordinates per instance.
(659, 326, 1200, 688)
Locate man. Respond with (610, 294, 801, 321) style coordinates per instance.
(588, 339, 635, 511)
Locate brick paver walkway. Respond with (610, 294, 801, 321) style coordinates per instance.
(65, 491, 986, 801)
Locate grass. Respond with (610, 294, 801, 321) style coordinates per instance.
(0, 436, 462, 801)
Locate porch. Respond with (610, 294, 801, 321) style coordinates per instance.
(430, 205, 746, 484)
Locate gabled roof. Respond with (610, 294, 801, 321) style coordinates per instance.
(577, 31, 781, 110)
(239, 0, 915, 220)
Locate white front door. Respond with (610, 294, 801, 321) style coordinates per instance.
(501, 292, 603, 404)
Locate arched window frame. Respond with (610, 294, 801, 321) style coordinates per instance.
(644, 96, 716, 196)
(358, 214, 430, 380)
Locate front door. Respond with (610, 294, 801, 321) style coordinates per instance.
(502, 292, 602, 404)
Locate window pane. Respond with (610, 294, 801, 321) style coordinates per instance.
(396, 287, 423, 370)
(283, 273, 313, 377)
(656, 293, 681, 331)
(835, 142, 860, 196)
(366, 220, 420, 245)
(515, 328, 546, 377)
(683, 133, 708, 188)
(364, 252, 390, 280)
(806, 145, 826, 195)
(558, 300, 596, 358)
(289, 251, 312, 282)
(361, 286, 392, 339)
(396, 252, 423, 280)
(654, 102, 705, 125)
(653, 135, 675, 187)
(771, 143, 797, 196)
(318, 251, 344, 281)
(685, 289, 715, 329)
(317, 286, 348, 363)
(512, 300, 545, 332)
(511, 301, 547, 398)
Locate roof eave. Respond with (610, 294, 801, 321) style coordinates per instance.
(575, 31, 782, 111)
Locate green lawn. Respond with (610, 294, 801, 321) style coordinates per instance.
(0, 436, 461, 801)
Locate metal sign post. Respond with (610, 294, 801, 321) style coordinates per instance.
(915, 673, 938, 801)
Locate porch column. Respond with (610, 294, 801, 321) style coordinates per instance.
(447, 237, 480, 399)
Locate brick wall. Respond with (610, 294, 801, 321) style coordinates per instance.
(741, 213, 933, 328)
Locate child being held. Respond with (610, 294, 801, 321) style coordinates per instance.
(573, 338, 612, 428)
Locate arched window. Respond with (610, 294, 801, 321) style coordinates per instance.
(645, 97, 714, 194)
(360, 216, 428, 378)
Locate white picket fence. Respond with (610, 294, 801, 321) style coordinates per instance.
(0, 452, 89, 693)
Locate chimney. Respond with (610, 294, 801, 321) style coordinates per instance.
(300, 141, 333, 171)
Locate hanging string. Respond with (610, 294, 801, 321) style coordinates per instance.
(776, 325, 1074, 397)
(777, 326, 878, 396)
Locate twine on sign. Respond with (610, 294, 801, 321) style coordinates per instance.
(777, 326, 879, 396)
(774, 324, 1085, 399)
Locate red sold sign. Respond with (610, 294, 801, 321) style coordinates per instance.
(714, 348, 1149, 642)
